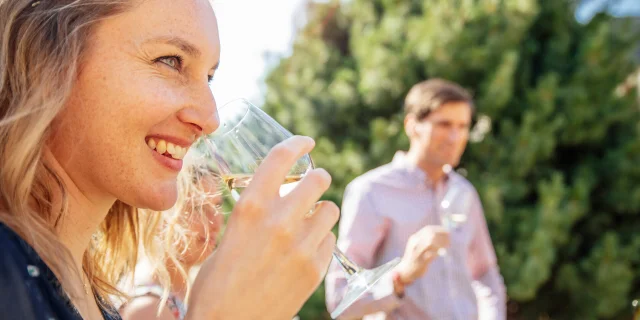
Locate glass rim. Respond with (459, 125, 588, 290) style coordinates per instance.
(208, 97, 253, 139)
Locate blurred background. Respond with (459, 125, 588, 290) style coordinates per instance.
(209, 0, 640, 319)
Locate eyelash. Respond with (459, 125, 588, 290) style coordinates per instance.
(155, 55, 214, 84)
(156, 55, 183, 70)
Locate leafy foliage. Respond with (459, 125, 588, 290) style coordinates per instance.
(263, 1, 640, 318)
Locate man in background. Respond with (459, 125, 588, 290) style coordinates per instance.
(325, 78, 506, 319)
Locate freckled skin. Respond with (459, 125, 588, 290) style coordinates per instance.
(48, 0, 221, 211)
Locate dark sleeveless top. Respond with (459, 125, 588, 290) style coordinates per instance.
(0, 223, 121, 320)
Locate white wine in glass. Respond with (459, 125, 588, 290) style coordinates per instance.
(199, 98, 400, 319)
(223, 173, 304, 199)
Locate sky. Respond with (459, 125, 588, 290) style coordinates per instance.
(209, 0, 306, 108)
(576, 0, 640, 23)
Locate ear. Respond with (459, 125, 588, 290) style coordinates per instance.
(404, 114, 416, 139)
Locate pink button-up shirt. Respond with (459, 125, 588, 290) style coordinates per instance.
(325, 152, 506, 320)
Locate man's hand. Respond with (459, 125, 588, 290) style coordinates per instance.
(394, 226, 450, 293)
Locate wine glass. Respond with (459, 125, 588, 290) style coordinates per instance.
(437, 166, 472, 256)
(196, 98, 400, 319)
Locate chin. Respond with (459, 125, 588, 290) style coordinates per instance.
(446, 160, 460, 168)
(146, 200, 177, 211)
(438, 156, 460, 167)
(148, 195, 178, 211)
(132, 185, 179, 211)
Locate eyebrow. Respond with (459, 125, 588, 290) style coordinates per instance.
(147, 35, 201, 57)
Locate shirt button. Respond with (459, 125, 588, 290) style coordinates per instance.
(26, 265, 40, 277)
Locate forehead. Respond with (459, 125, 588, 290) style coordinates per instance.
(427, 101, 472, 121)
(95, 0, 220, 59)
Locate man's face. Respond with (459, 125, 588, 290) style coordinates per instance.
(407, 101, 472, 169)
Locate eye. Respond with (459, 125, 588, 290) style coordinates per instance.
(155, 55, 183, 70)
(436, 121, 452, 129)
(207, 74, 214, 84)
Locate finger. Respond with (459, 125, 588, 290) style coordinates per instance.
(245, 136, 315, 199)
(436, 228, 451, 237)
(432, 235, 450, 251)
(283, 168, 332, 216)
(438, 232, 451, 248)
(299, 201, 340, 249)
(314, 231, 337, 281)
(423, 225, 447, 233)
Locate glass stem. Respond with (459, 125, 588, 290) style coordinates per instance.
(333, 248, 361, 276)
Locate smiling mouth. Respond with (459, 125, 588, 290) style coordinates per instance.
(146, 138, 187, 160)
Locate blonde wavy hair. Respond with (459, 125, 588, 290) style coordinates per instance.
(0, 0, 216, 313)
(142, 150, 222, 310)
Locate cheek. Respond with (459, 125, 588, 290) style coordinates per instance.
(83, 57, 186, 134)
(111, 79, 182, 129)
(457, 133, 470, 149)
(425, 130, 445, 146)
(66, 67, 156, 143)
(54, 58, 186, 208)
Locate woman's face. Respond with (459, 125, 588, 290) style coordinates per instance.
(48, 0, 221, 211)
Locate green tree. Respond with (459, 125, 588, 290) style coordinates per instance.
(262, 0, 640, 319)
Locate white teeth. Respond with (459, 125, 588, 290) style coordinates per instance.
(173, 146, 184, 159)
(147, 138, 188, 160)
(156, 140, 167, 154)
(172, 146, 186, 160)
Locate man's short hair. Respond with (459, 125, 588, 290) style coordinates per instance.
(404, 78, 474, 120)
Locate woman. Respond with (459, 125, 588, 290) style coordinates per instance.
(0, 1, 339, 319)
(120, 159, 225, 320)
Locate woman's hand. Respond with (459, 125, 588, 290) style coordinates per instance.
(186, 136, 339, 320)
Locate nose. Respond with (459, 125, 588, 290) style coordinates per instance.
(176, 83, 219, 136)
(448, 128, 461, 142)
(448, 125, 469, 143)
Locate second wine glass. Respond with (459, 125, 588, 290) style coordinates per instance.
(437, 170, 472, 256)
(198, 98, 400, 319)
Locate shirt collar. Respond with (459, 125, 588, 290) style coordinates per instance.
(391, 151, 452, 189)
